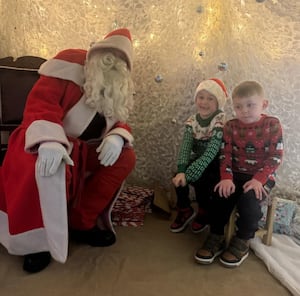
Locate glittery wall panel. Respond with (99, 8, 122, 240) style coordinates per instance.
(0, 0, 299, 196)
(224, 1, 300, 197)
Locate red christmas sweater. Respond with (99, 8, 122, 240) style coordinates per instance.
(220, 114, 283, 184)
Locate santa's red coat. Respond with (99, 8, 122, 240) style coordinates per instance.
(0, 49, 136, 262)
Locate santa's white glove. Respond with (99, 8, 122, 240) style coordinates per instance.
(96, 135, 124, 166)
(37, 142, 74, 177)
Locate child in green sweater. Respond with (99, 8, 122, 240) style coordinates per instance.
(170, 78, 228, 233)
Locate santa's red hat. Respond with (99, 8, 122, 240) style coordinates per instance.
(87, 28, 133, 71)
(194, 78, 228, 110)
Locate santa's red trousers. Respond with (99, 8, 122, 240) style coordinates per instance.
(68, 142, 136, 230)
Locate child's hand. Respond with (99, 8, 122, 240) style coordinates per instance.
(172, 173, 186, 187)
(214, 179, 235, 198)
(243, 179, 268, 200)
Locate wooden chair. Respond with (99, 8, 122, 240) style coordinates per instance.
(225, 196, 277, 247)
(0, 56, 46, 162)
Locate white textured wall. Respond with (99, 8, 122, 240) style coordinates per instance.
(0, 0, 299, 197)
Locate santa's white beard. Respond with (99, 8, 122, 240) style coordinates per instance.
(83, 53, 133, 122)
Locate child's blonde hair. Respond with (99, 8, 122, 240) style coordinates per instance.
(232, 81, 264, 99)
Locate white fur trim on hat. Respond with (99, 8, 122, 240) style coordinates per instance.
(87, 28, 133, 71)
(194, 79, 228, 110)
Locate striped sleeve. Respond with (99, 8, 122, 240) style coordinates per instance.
(185, 127, 223, 183)
(177, 125, 194, 173)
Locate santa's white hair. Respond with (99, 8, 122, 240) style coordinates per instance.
(83, 51, 134, 122)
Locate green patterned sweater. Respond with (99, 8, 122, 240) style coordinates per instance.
(177, 110, 225, 183)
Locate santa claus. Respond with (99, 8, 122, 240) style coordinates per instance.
(0, 28, 136, 272)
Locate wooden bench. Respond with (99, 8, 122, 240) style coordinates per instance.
(225, 196, 277, 246)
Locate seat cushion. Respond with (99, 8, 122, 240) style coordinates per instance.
(259, 198, 297, 235)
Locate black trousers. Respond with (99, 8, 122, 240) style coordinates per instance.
(209, 173, 275, 240)
(175, 158, 220, 211)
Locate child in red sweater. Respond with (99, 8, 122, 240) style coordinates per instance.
(195, 80, 283, 267)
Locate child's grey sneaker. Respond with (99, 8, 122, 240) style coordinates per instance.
(219, 236, 249, 268)
(194, 233, 225, 264)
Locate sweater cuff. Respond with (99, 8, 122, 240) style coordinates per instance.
(177, 165, 187, 173)
(253, 172, 268, 185)
(220, 172, 233, 180)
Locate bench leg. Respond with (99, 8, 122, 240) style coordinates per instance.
(262, 197, 277, 246)
(225, 197, 277, 247)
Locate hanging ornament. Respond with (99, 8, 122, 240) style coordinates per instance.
(155, 75, 163, 83)
(217, 62, 228, 72)
(196, 6, 203, 13)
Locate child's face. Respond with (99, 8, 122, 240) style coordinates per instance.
(195, 90, 218, 119)
(233, 94, 268, 124)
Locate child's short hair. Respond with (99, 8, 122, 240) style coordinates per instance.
(232, 81, 264, 99)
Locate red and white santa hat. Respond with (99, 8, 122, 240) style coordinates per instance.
(87, 28, 133, 71)
(194, 78, 228, 110)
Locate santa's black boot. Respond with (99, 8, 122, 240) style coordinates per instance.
(70, 226, 116, 247)
(23, 251, 51, 273)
